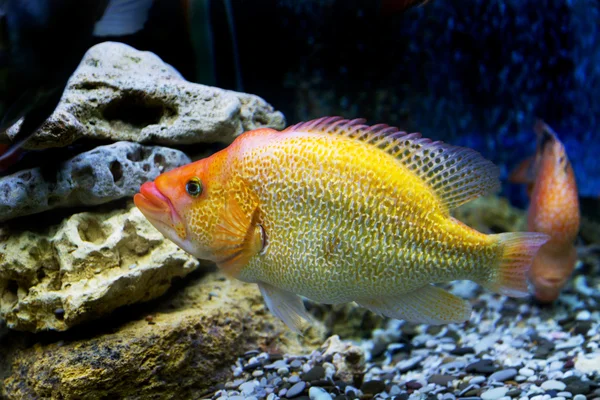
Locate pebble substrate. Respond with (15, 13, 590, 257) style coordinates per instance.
(210, 247, 600, 400)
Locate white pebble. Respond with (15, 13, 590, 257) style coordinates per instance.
(573, 395, 586, 400)
(470, 376, 486, 384)
(557, 392, 572, 398)
(576, 310, 591, 320)
(531, 395, 545, 400)
(547, 371, 564, 380)
(519, 368, 535, 377)
(541, 380, 566, 391)
(549, 362, 564, 371)
(481, 387, 509, 400)
(309, 387, 333, 400)
(390, 386, 402, 396)
(550, 397, 566, 400)
(240, 381, 258, 395)
(267, 394, 278, 400)
(277, 367, 290, 376)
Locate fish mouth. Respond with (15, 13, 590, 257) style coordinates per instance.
(134, 182, 185, 235)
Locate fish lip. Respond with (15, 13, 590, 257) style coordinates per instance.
(135, 182, 184, 229)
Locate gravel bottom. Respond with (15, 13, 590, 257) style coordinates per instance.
(210, 247, 600, 400)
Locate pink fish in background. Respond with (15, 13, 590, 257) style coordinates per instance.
(511, 120, 580, 303)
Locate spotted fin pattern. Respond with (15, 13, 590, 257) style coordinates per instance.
(284, 117, 500, 211)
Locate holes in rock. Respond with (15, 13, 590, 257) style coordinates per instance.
(72, 165, 95, 189)
(77, 217, 107, 244)
(103, 93, 177, 128)
(126, 147, 151, 162)
(142, 164, 150, 172)
(19, 171, 32, 181)
(37, 269, 46, 282)
(109, 160, 123, 185)
(6, 280, 18, 296)
(153, 154, 165, 167)
(54, 308, 65, 320)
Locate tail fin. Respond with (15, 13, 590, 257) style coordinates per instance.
(485, 232, 549, 297)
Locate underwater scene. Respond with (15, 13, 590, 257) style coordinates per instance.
(0, 0, 599, 399)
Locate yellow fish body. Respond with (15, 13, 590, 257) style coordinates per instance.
(134, 117, 548, 333)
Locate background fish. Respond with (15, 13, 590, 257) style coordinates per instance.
(134, 117, 548, 333)
(515, 120, 581, 303)
(0, 0, 153, 166)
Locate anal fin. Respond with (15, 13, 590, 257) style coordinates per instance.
(258, 282, 312, 334)
(357, 285, 472, 325)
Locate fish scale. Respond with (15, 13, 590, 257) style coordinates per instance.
(135, 116, 549, 333)
(236, 133, 495, 301)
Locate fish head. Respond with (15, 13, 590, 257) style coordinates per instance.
(134, 157, 222, 260)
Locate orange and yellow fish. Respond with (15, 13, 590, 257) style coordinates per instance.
(510, 120, 580, 303)
(134, 117, 548, 333)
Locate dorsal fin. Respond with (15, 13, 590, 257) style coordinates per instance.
(284, 116, 500, 211)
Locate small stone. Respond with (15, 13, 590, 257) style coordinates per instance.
(541, 381, 567, 391)
(573, 395, 586, 400)
(481, 387, 509, 400)
(574, 353, 600, 374)
(470, 376, 486, 385)
(575, 310, 591, 321)
(506, 390, 522, 397)
(309, 387, 333, 400)
(291, 360, 303, 369)
(287, 381, 307, 398)
(361, 380, 387, 395)
(563, 377, 591, 395)
(556, 393, 571, 398)
(519, 368, 535, 377)
(240, 381, 257, 395)
(406, 380, 423, 390)
(489, 369, 518, 382)
(253, 370, 264, 377)
(289, 375, 301, 384)
(278, 367, 291, 376)
(371, 341, 388, 359)
(389, 385, 402, 396)
(303, 366, 326, 381)
(467, 360, 498, 375)
(429, 374, 455, 387)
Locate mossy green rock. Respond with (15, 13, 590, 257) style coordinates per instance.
(0, 273, 325, 399)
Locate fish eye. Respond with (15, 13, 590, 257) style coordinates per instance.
(185, 178, 203, 197)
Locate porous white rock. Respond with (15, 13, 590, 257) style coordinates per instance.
(1, 42, 285, 149)
(0, 142, 190, 222)
(0, 204, 200, 331)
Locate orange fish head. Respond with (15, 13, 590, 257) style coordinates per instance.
(134, 158, 221, 260)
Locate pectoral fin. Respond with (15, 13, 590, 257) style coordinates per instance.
(258, 282, 312, 334)
(213, 194, 265, 277)
(357, 285, 472, 325)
